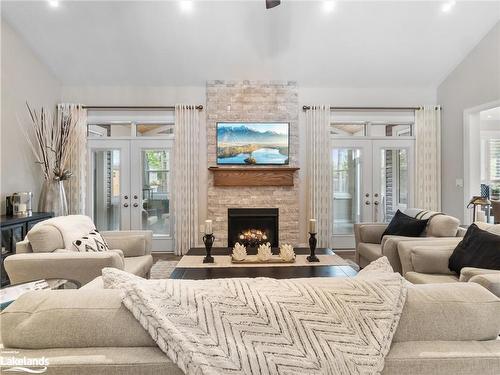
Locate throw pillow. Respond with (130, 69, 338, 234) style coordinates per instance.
(448, 224, 500, 274)
(72, 229, 110, 252)
(381, 210, 429, 240)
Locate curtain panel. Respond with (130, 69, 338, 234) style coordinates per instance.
(305, 106, 333, 247)
(415, 105, 441, 211)
(173, 105, 200, 255)
(58, 103, 87, 215)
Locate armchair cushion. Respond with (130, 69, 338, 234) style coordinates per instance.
(27, 225, 64, 253)
(426, 214, 460, 237)
(411, 246, 455, 275)
(469, 273, 500, 298)
(459, 267, 500, 282)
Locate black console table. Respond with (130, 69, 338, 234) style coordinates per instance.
(1, 212, 53, 286)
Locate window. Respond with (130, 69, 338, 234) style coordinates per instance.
(482, 137, 500, 185)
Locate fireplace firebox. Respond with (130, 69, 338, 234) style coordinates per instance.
(227, 208, 279, 248)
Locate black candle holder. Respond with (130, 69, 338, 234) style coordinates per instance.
(307, 232, 319, 262)
(202, 233, 215, 263)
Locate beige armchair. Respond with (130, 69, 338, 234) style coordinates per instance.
(5, 215, 154, 286)
(397, 240, 500, 297)
(354, 211, 465, 273)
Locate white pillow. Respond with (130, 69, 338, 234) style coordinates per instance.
(72, 230, 110, 252)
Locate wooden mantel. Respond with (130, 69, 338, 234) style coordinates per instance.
(208, 167, 300, 187)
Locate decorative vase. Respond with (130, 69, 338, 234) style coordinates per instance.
(38, 179, 68, 216)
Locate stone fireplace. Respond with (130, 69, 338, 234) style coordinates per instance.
(206, 80, 300, 246)
(227, 208, 279, 248)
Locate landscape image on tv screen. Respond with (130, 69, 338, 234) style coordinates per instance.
(216, 122, 289, 165)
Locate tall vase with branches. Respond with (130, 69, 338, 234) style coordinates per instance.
(22, 104, 79, 216)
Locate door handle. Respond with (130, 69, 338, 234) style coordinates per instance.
(365, 201, 371, 205)
(133, 203, 139, 208)
(374, 201, 379, 206)
(133, 195, 138, 200)
(123, 203, 129, 208)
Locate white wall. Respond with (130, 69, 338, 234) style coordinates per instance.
(437, 22, 500, 222)
(1, 20, 61, 214)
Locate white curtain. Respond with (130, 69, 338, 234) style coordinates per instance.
(173, 105, 200, 255)
(305, 106, 333, 247)
(415, 105, 441, 211)
(58, 103, 87, 215)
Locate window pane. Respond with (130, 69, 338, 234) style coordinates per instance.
(371, 124, 413, 137)
(92, 150, 121, 231)
(332, 148, 362, 235)
(136, 124, 174, 136)
(88, 124, 132, 137)
(331, 123, 365, 136)
(142, 150, 170, 236)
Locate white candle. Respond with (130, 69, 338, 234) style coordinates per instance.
(17, 203, 27, 212)
(205, 220, 213, 235)
(309, 219, 317, 233)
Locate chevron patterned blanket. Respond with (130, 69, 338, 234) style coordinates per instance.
(103, 258, 406, 375)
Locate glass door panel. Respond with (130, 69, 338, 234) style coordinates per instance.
(372, 140, 414, 223)
(131, 140, 174, 251)
(141, 150, 171, 236)
(332, 140, 372, 248)
(87, 140, 131, 231)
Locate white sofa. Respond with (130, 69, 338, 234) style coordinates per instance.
(5, 215, 153, 286)
(1, 282, 499, 374)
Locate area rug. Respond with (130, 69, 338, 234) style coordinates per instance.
(150, 260, 179, 279)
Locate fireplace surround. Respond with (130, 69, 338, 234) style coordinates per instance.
(227, 208, 279, 248)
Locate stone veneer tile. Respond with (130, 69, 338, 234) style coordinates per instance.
(206, 81, 300, 246)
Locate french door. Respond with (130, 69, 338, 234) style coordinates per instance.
(87, 139, 173, 251)
(332, 139, 414, 248)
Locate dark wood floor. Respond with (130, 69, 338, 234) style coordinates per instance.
(153, 250, 357, 263)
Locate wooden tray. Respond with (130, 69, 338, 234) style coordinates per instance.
(231, 255, 296, 264)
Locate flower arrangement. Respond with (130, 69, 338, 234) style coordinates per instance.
(257, 242, 272, 261)
(279, 243, 295, 262)
(232, 242, 247, 261)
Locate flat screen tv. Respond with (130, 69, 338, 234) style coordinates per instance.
(216, 122, 290, 165)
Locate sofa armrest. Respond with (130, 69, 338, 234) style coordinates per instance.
(460, 267, 500, 282)
(354, 223, 387, 245)
(469, 273, 500, 298)
(4, 251, 125, 286)
(101, 230, 153, 256)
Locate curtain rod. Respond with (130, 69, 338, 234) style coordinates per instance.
(302, 106, 426, 111)
(82, 105, 203, 111)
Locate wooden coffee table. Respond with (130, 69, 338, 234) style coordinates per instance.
(169, 247, 357, 280)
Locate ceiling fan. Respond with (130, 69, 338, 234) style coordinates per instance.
(266, 0, 281, 9)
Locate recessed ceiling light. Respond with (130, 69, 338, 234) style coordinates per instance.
(441, 1, 456, 13)
(323, 1, 336, 13)
(48, 0, 59, 7)
(179, 0, 194, 13)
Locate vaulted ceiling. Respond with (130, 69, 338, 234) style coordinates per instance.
(2, 1, 499, 87)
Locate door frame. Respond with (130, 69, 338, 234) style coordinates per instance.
(87, 138, 174, 252)
(331, 137, 415, 249)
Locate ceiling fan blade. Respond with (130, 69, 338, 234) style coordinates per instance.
(266, 0, 281, 9)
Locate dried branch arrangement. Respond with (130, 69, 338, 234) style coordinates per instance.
(22, 103, 79, 181)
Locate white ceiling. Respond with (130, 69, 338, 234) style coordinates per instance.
(2, 1, 500, 87)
